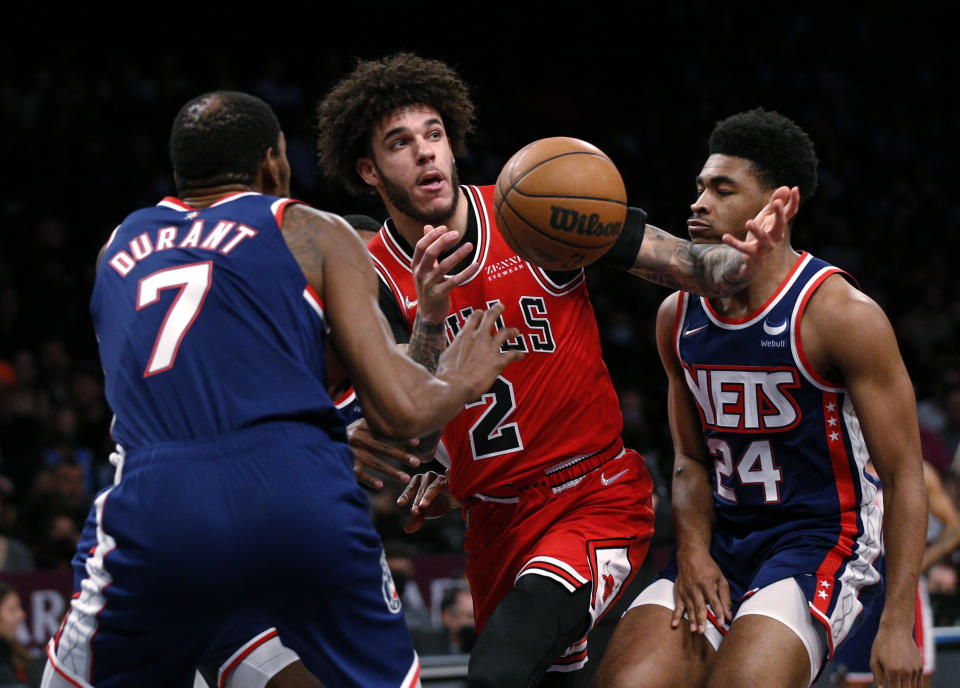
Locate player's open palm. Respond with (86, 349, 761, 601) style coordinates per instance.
(869, 623, 923, 687)
(437, 303, 525, 401)
(722, 185, 799, 281)
(673, 546, 732, 635)
(412, 225, 480, 323)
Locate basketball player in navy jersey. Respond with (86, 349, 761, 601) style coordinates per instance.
(315, 54, 797, 688)
(42, 90, 522, 688)
(595, 109, 927, 688)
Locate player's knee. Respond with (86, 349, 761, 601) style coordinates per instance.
(594, 660, 676, 688)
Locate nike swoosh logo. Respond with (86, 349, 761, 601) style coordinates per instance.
(682, 324, 708, 337)
(600, 468, 629, 486)
(762, 319, 788, 336)
(404, 296, 418, 309)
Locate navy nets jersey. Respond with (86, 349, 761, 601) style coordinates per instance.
(672, 252, 883, 649)
(91, 192, 344, 450)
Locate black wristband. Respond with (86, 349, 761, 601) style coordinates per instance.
(600, 206, 647, 270)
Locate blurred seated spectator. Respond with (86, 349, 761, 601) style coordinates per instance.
(0, 479, 32, 573)
(0, 581, 28, 688)
(411, 582, 475, 656)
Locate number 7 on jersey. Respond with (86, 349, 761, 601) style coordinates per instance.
(136, 261, 213, 377)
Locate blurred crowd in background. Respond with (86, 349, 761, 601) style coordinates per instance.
(1, 6, 958, 663)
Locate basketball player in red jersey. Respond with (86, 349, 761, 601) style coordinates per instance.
(315, 54, 795, 687)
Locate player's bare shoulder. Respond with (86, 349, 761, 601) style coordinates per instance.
(801, 272, 898, 377)
(280, 204, 364, 286)
(655, 291, 683, 365)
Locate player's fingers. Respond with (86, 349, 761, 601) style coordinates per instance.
(441, 261, 481, 289)
(492, 326, 521, 347)
(692, 592, 709, 634)
(420, 230, 460, 266)
(716, 576, 732, 621)
(353, 463, 383, 490)
(397, 474, 423, 505)
(721, 232, 751, 254)
(460, 306, 488, 332)
(355, 437, 421, 467)
(671, 597, 686, 629)
(435, 242, 475, 276)
(411, 225, 449, 264)
(361, 453, 412, 483)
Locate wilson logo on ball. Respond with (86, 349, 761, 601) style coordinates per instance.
(548, 206, 622, 237)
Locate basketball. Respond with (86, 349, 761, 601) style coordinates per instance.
(493, 137, 628, 271)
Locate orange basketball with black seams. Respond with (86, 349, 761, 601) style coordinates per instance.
(493, 137, 627, 271)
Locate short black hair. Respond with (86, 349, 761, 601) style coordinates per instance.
(709, 108, 818, 202)
(169, 91, 281, 193)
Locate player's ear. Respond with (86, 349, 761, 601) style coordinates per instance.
(256, 147, 281, 194)
(356, 157, 379, 188)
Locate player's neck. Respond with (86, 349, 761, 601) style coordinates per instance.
(178, 184, 257, 208)
(390, 188, 469, 248)
(710, 246, 801, 318)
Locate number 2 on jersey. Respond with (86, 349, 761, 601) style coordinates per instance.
(137, 262, 213, 377)
(467, 376, 524, 459)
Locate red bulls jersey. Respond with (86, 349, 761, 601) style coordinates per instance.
(368, 185, 623, 499)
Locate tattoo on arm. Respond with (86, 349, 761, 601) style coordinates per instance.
(407, 313, 448, 457)
(280, 205, 326, 286)
(407, 314, 447, 373)
(629, 225, 748, 297)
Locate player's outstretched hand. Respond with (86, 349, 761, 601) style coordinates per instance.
(869, 622, 923, 688)
(412, 225, 480, 324)
(673, 547, 732, 635)
(437, 303, 525, 401)
(397, 470, 457, 533)
(721, 186, 799, 281)
(348, 419, 421, 490)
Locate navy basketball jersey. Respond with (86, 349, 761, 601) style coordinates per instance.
(673, 252, 877, 527)
(91, 192, 344, 450)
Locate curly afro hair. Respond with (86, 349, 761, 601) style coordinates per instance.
(708, 108, 818, 203)
(316, 53, 476, 196)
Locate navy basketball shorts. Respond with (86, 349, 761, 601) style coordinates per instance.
(45, 421, 420, 688)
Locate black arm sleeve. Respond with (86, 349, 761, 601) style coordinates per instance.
(598, 206, 648, 270)
(377, 277, 410, 345)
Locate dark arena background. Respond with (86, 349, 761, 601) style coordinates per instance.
(1, 5, 958, 686)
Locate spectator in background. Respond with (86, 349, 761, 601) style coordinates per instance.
(0, 581, 28, 688)
(0, 479, 33, 573)
(439, 584, 476, 654)
(411, 582, 475, 656)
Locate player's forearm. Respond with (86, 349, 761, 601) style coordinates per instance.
(407, 313, 447, 373)
(878, 475, 928, 630)
(405, 313, 448, 454)
(628, 225, 748, 297)
(672, 455, 716, 554)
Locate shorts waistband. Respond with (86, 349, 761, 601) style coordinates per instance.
(469, 439, 626, 501)
(120, 421, 339, 471)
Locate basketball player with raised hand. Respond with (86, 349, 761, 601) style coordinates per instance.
(315, 53, 795, 687)
(42, 90, 521, 688)
(594, 109, 926, 688)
